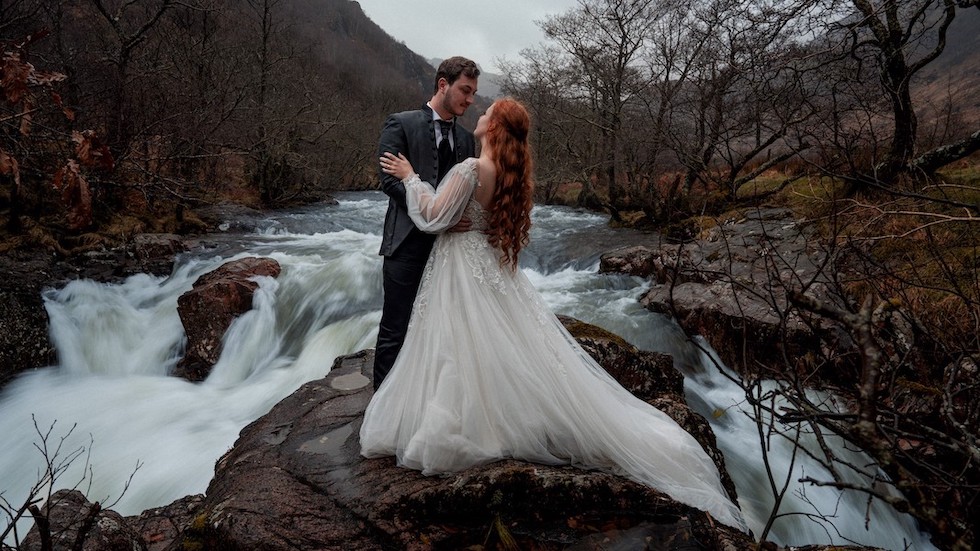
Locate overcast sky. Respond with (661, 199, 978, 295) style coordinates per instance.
(355, 0, 579, 74)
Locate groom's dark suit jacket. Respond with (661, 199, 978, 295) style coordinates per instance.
(378, 104, 476, 258)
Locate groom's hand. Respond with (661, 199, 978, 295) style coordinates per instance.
(448, 216, 472, 233)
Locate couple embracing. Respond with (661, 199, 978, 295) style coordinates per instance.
(358, 56, 749, 533)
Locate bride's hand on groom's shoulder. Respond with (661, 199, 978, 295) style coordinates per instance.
(379, 151, 414, 180)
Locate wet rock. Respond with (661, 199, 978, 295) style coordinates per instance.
(130, 233, 186, 276)
(193, 202, 267, 233)
(0, 249, 66, 386)
(174, 256, 281, 381)
(558, 314, 684, 399)
(598, 244, 659, 277)
(127, 494, 204, 551)
(0, 232, 188, 387)
(608, 208, 858, 380)
(167, 320, 753, 550)
(0, 280, 54, 386)
(20, 489, 146, 551)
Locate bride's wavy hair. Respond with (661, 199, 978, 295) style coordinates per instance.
(485, 97, 534, 270)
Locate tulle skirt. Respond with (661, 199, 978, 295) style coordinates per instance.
(359, 230, 748, 532)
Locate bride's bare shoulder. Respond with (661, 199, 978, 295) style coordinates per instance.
(475, 158, 495, 182)
(472, 158, 496, 205)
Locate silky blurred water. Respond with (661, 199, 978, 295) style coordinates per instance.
(0, 192, 934, 549)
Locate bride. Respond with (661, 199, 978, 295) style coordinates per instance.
(359, 97, 748, 533)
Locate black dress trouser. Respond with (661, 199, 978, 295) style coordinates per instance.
(373, 232, 434, 390)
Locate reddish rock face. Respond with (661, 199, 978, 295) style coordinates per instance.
(174, 257, 281, 380)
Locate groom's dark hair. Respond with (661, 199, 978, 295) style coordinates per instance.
(435, 56, 480, 92)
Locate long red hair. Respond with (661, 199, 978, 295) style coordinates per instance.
(485, 98, 534, 270)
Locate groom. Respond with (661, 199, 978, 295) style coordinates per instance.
(373, 56, 480, 390)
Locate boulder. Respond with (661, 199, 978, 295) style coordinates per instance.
(0, 249, 63, 386)
(174, 256, 281, 380)
(558, 314, 683, 399)
(130, 233, 186, 276)
(126, 494, 204, 551)
(0, 278, 55, 386)
(598, 244, 659, 277)
(20, 489, 146, 551)
(164, 321, 753, 550)
(602, 209, 857, 381)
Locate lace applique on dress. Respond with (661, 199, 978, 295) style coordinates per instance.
(458, 200, 513, 294)
(411, 264, 432, 329)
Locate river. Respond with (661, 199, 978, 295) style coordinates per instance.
(0, 192, 935, 549)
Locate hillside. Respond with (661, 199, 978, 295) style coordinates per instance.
(0, 0, 449, 215)
(915, 7, 980, 133)
(428, 56, 504, 99)
(3, 0, 977, 254)
(286, 0, 435, 104)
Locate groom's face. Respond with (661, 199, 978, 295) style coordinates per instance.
(440, 75, 478, 117)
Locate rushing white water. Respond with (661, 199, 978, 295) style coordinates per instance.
(0, 192, 934, 549)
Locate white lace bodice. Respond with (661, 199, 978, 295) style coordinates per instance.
(461, 197, 489, 233)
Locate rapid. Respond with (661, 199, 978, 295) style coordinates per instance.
(0, 192, 935, 549)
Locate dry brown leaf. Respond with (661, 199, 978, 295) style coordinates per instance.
(53, 160, 93, 230)
(72, 130, 114, 170)
(1, 51, 29, 105)
(0, 148, 20, 192)
(51, 91, 75, 121)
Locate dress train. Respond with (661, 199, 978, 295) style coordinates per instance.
(360, 158, 748, 532)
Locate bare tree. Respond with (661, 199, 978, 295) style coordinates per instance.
(831, 0, 980, 186)
(539, 0, 658, 215)
(1, 416, 141, 550)
(87, 0, 175, 156)
(664, 199, 979, 549)
(500, 46, 603, 206)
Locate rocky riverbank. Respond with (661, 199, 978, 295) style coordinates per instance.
(3, 206, 935, 550)
(600, 207, 855, 380)
(20, 328, 832, 551)
(0, 200, 294, 386)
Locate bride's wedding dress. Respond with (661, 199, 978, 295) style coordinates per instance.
(359, 158, 748, 532)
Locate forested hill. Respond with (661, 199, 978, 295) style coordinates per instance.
(2, 0, 978, 253)
(281, 0, 435, 107)
(919, 6, 980, 125)
(0, 0, 457, 237)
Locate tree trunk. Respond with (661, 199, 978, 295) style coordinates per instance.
(911, 129, 980, 174)
(878, 54, 917, 184)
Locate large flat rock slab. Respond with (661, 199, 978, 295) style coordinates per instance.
(171, 339, 752, 550)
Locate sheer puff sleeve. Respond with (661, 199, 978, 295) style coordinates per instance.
(405, 158, 479, 233)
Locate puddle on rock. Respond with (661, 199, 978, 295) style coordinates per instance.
(330, 372, 370, 391)
(299, 422, 354, 455)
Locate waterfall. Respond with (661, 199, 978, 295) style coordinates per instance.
(0, 192, 935, 549)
